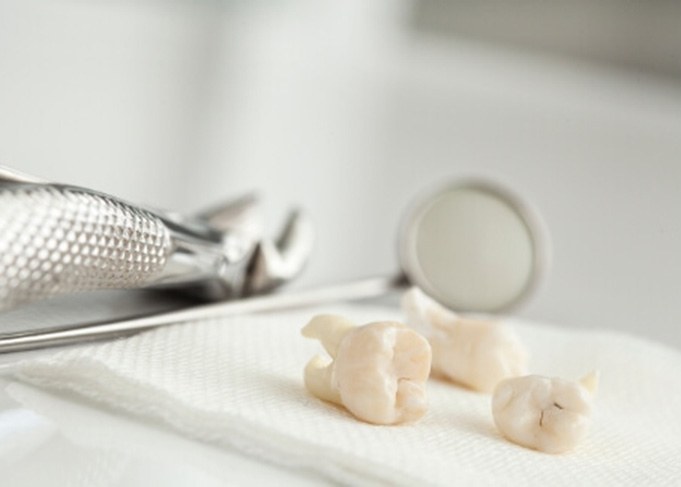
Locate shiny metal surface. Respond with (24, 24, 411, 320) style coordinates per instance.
(398, 179, 549, 313)
(0, 276, 399, 353)
(0, 165, 314, 311)
(0, 184, 172, 310)
(0, 173, 547, 353)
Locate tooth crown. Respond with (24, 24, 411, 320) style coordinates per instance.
(492, 373, 598, 454)
(402, 287, 528, 392)
(302, 315, 432, 425)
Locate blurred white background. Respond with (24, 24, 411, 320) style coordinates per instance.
(0, 0, 680, 346)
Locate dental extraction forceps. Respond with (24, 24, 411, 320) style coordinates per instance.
(0, 166, 317, 347)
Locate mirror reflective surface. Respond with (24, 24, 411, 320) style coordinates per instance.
(400, 181, 546, 312)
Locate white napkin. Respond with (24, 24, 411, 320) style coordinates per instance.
(8, 305, 681, 486)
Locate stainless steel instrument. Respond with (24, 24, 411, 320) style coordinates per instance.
(0, 167, 549, 353)
(0, 167, 314, 311)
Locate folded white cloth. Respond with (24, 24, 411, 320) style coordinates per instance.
(9, 305, 681, 486)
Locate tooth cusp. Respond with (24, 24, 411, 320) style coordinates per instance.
(492, 373, 598, 453)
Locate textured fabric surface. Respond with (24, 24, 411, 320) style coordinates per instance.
(9, 305, 681, 486)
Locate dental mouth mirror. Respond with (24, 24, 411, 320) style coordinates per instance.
(398, 180, 546, 313)
(0, 178, 548, 353)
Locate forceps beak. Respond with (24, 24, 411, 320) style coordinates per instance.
(0, 164, 314, 305)
(194, 194, 314, 295)
(246, 210, 314, 295)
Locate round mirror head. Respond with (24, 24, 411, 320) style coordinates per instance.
(399, 180, 548, 313)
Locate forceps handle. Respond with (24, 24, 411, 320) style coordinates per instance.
(0, 275, 406, 353)
(0, 183, 174, 311)
(0, 182, 251, 312)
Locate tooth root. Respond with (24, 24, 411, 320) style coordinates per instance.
(304, 355, 341, 405)
(579, 370, 600, 395)
(401, 287, 460, 337)
(402, 286, 527, 393)
(400, 288, 433, 336)
(302, 314, 355, 357)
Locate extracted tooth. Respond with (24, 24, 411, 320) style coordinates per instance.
(492, 372, 599, 454)
(302, 314, 432, 425)
(401, 287, 528, 393)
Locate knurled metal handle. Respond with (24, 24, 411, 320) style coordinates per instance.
(0, 183, 172, 310)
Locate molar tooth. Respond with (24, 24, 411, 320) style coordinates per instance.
(492, 372, 599, 454)
(401, 287, 528, 393)
(302, 315, 432, 425)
